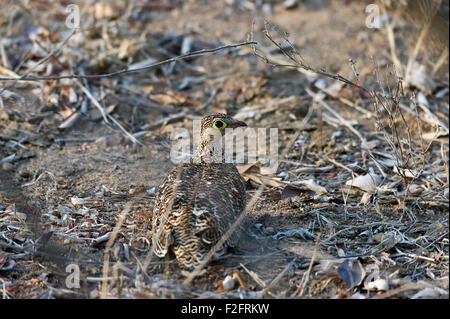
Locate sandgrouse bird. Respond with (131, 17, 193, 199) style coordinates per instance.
(151, 113, 248, 271)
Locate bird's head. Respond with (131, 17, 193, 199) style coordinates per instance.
(192, 113, 247, 163)
(200, 113, 247, 136)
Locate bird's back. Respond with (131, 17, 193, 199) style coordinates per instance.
(151, 162, 246, 270)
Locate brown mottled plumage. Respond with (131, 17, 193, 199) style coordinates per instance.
(151, 113, 247, 270)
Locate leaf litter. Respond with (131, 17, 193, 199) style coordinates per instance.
(0, 0, 448, 299)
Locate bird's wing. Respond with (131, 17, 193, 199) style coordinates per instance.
(191, 163, 246, 247)
(151, 165, 183, 257)
(152, 163, 203, 256)
(151, 163, 246, 256)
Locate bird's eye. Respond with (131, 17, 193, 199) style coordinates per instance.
(212, 119, 227, 130)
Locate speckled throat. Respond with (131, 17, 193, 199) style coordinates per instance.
(190, 132, 230, 164)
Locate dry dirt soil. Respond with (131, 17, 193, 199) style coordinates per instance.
(0, 0, 448, 299)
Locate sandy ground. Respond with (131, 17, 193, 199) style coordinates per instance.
(0, 0, 448, 299)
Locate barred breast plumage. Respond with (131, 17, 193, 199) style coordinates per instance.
(151, 113, 247, 271)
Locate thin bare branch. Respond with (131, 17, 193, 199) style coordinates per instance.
(0, 41, 257, 82)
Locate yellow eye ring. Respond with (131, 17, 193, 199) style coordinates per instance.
(212, 119, 227, 130)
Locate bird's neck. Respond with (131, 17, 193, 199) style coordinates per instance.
(191, 137, 230, 164)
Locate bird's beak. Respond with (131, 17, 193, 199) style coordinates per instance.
(230, 120, 247, 128)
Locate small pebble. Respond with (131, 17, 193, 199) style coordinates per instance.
(262, 3, 272, 15)
(2, 162, 14, 171)
(222, 275, 235, 291)
(148, 187, 156, 195)
(284, 0, 298, 9)
(19, 170, 30, 178)
(265, 226, 275, 234)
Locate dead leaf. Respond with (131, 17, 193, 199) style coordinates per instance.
(366, 278, 389, 291)
(281, 184, 309, 200)
(411, 287, 448, 299)
(379, 252, 396, 266)
(90, 2, 120, 20)
(346, 173, 381, 193)
(360, 192, 372, 205)
(150, 91, 188, 105)
(393, 166, 420, 179)
(89, 104, 116, 121)
(128, 58, 158, 71)
(292, 179, 327, 194)
(282, 242, 333, 259)
(336, 242, 347, 257)
(273, 227, 315, 240)
(372, 231, 400, 250)
(244, 173, 284, 188)
(237, 163, 258, 175)
(0, 65, 19, 78)
(422, 127, 448, 143)
(337, 259, 366, 289)
(269, 189, 282, 201)
(58, 110, 80, 129)
(408, 184, 424, 196)
(0, 153, 17, 165)
(406, 61, 436, 93)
